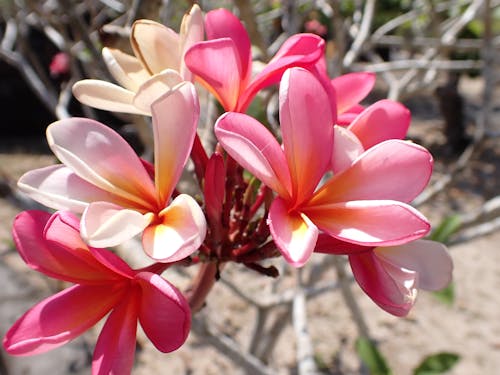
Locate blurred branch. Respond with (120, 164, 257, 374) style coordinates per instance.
(343, 0, 375, 67)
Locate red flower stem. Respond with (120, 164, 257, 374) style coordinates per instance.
(191, 133, 209, 184)
(186, 262, 220, 313)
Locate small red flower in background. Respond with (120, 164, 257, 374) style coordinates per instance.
(49, 52, 70, 78)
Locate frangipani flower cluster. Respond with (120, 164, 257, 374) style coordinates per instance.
(4, 4, 453, 374)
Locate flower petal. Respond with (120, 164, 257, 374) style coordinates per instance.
(185, 38, 243, 111)
(142, 194, 206, 262)
(215, 112, 291, 198)
(268, 197, 318, 267)
(304, 200, 430, 246)
(179, 4, 205, 81)
(72, 80, 147, 115)
(279, 68, 334, 204)
(92, 294, 139, 375)
(348, 99, 411, 149)
(374, 239, 453, 291)
(81, 202, 152, 248)
(102, 47, 150, 91)
(136, 272, 191, 352)
(131, 20, 180, 74)
(314, 233, 370, 255)
(3, 284, 124, 355)
(47, 118, 157, 209)
(133, 69, 184, 113)
(310, 140, 433, 205)
(205, 8, 251, 84)
(150, 82, 199, 204)
(349, 251, 416, 316)
(240, 33, 326, 111)
(331, 72, 375, 114)
(17, 165, 116, 213)
(331, 125, 365, 174)
(12, 211, 123, 283)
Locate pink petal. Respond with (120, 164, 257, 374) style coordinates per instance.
(17, 165, 116, 213)
(92, 295, 139, 375)
(240, 33, 326, 112)
(133, 69, 184, 113)
(136, 272, 191, 352)
(374, 239, 453, 291)
(331, 125, 365, 174)
(131, 20, 180, 74)
(304, 200, 430, 246)
(314, 233, 370, 255)
(102, 47, 150, 91)
(349, 251, 416, 316)
(47, 118, 157, 209)
(310, 140, 433, 205)
(72, 80, 148, 115)
(331, 72, 375, 114)
(268, 197, 318, 267)
(12, 211, 122, 284)
(337, 106, 364, 126)
(205, 8, 251, 84)
(150, 82, 199, 204)
(185, 38, 243, 111)
(348, 99, 411, 149)
(3, 284, 125, 355)
(215, 112, 291, 199)
(81, 201, 153, 248)
(279, 68, 334, 205)
(142, 194, 206, 262)
(179, 4, 205, 81)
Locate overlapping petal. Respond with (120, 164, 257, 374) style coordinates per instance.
(81, 202, 153, 248)
(349, 250, 417, 316)
(72, 80, 146, 115)
(142, 194, 206, 262)
(311, 140, 433, 205)
(151, 82, 199, 203)
(374, 240, 453, 291)
(184, 38, 243, 111)
(3, 284, 124, 355)
(136, 272, 191, 352)
(102, 47, 150, 91)
(331, 72, 375, 114)
(348, 99, 411, 149)
(332, 126, 364, 173)
(204, 8, 251, 83)
(46, 118, 157, 208)
(12, 211, 123, 284)
(133, 69, 184, 113)
(304, 200, 430, 246)
(131, 20, 180, 75)
(279, 68, 334, 204)
(92, 296, 139, 375)
(268, 198, 318, 267)
(17, 165, 116, 213)
(215, 112, 291, 198)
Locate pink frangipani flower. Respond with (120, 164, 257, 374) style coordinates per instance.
(215, 67, 432, 267)
(73, 4, 204, 115)
(184, 8, 326, 112)
(3, 210, 191, 374)
(18, 82, 206, 262)
(315, 235, 453, 316)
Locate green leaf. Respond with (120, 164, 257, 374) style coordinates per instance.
(413, 352, 460, 375)
(355, 337, 392, 375)
(429, 215, 462, 244)
(431, 282, 455, 306)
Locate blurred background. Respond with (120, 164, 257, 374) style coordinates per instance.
(0, 0, 499, 374)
